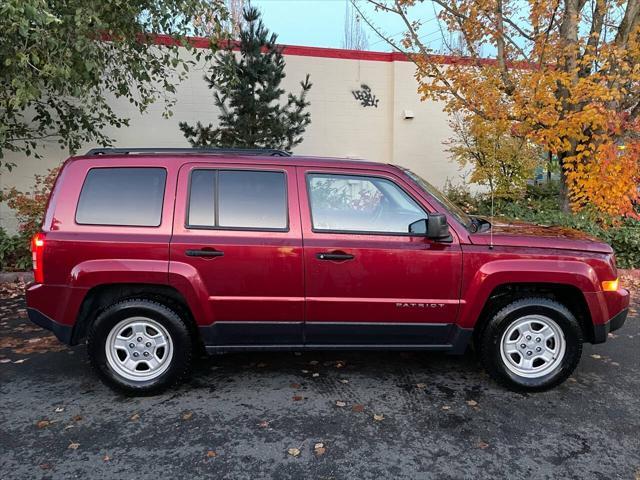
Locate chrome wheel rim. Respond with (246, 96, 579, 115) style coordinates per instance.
(105, 317, 173, 382)
(500, 314, 566, 379)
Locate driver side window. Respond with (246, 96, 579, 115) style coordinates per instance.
(307, 173, 425, 234)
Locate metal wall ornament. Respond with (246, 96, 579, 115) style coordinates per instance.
(352, 84, 379, 108)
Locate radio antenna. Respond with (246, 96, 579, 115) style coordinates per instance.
(489, 184, 495, 250)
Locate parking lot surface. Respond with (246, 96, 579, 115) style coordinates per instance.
(1, 284, 638, 479)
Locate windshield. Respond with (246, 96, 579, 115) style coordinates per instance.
(402, 169, 472, 229)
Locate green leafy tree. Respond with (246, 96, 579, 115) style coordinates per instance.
(0, 0, 227, 168)
(180, 7, 312, 152)
(446, 113, 542, 198)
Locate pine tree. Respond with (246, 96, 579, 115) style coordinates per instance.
(180, 7, 312, 152)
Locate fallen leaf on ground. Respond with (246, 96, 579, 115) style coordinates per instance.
(206, 450, 217, 458)
(68, 442, 80, 450)
(72, 415, 82, 422)
(335, 401, 346, 407)
(416, 383, 427, 389)
(339, 379, 349, 384)
(287, 448, 300, 457)
(182, 411, 193, 421)
(466, 400, 478, 407)
(442, 406, 451, 411)
(290, 383, 301, 389)
(352, 404, 364, 413)
(130, 413, 140, 421)
(314, 442, 326, 456)
(258, 420, 269, 428)
(478, 441, 489, 449)
(373, 413, 384, 421)
(292, 395, 304, 401)
(591, 354, 602, 359)
(611, 361, 620, 366)
(36, 419, 51, 429)
(54, 407, 64, 413)
(103, 454, 111, 462)
(335, 361, 346, 368)
(39, 464, 52, 470)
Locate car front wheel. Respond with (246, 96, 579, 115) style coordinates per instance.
(479, 297, 583, 391)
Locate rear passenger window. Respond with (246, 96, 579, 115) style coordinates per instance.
(76, 168, 166, 226)
(187, 170, 287, 230)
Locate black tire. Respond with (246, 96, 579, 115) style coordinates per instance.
(479, 297, 583, 392)
(87, 299, 193, 395)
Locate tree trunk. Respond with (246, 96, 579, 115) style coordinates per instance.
(558, 155, 571, 213)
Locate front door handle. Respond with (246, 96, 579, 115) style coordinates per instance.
(185, 249, 224, 258)
(316, 252, 355, 261)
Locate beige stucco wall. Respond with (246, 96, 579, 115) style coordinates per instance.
(0, 47, 464, 233)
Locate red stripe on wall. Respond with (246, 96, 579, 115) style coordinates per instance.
(148, 34, 534, 69)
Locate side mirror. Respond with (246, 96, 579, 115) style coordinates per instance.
(409, 214, 452, 242)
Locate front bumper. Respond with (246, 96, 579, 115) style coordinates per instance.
(27, 308, 73, 345)
(593, 308, 629, 344)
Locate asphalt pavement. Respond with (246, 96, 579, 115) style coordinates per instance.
(1, 285, 638, 479)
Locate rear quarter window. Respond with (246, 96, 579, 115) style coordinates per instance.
(75, 167, 166, 226)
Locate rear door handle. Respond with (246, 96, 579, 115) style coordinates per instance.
(316, 252, 355, 261)
(185, 249, 224, 258)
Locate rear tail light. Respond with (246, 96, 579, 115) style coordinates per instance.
(31, 232, 45, 283)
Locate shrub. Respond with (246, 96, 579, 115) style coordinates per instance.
(0, 166, 60, 271)
(0, 228, 31, 271)
(1, 166, 60, 238)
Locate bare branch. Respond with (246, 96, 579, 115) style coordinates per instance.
(578, 0, 606, 76)
(502, 16, 534, 41)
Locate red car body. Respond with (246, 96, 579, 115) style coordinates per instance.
(26, 153, 629, 354)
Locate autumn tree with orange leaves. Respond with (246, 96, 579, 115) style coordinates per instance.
(357, 0, 640, 216)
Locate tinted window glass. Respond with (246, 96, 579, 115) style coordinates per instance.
(219, 171, 287, 229)
(187, 170, 287, 230)
(188, 170, 216, 227)
(307, 174, 425, 233)
(76, 168, 166, 226)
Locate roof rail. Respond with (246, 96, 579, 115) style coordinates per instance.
(84, 147, 292, 157)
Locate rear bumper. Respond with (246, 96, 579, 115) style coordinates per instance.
(593, 308, 628, 344)
(26, 282, 86, 345)
(27, 308, 73, 345)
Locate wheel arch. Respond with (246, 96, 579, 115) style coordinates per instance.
(72, 283, 201, 349)
(471, 282, 594, 346)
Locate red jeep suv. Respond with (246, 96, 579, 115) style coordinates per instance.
(26, 148, 629, 394)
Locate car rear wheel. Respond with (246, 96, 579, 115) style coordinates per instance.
(479, 297, 583, 391)
(88, 299, 193, 395)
